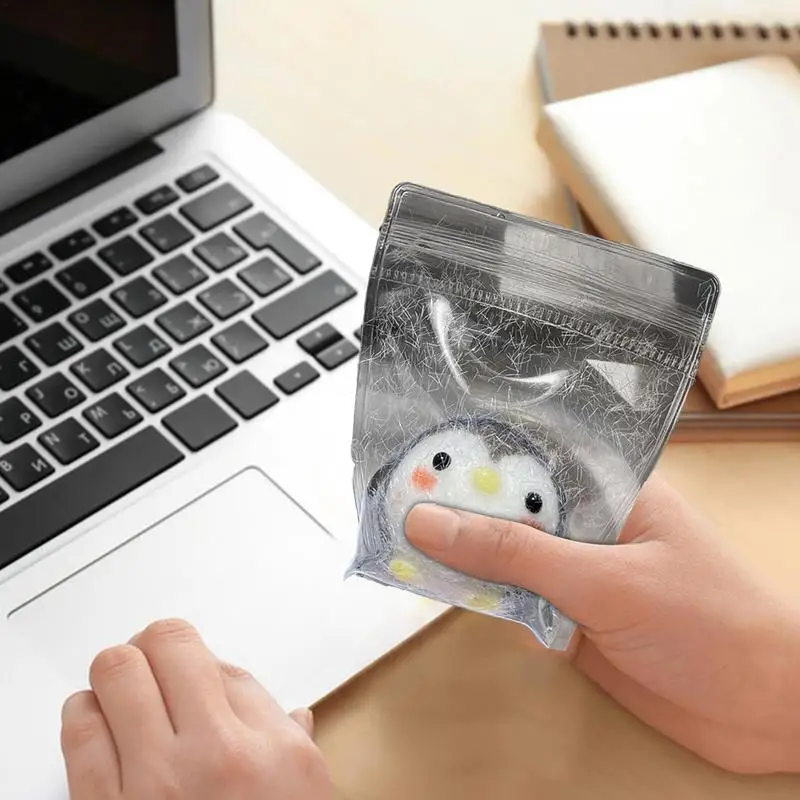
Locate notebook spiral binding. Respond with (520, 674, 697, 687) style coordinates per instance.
(564, 21, 800, 41)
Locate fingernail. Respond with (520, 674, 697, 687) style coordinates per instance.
(291, 707, 314, 736)
(406, 504, 460, 551)
(302, 708, 314, 735)
(219, 661, 251, 679)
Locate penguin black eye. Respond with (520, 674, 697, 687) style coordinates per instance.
(525, 492, 543, 514)
(432, 452, 452, 471)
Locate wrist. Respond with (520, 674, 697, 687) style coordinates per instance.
(759, 602, 800, 774)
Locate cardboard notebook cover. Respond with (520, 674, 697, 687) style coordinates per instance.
(534, 21, 800, 439)
(537, 20, 800, 104)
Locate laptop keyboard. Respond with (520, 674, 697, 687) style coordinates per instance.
(0, 165, 361, 570)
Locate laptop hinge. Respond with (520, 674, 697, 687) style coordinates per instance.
(0, 139, 164, 238)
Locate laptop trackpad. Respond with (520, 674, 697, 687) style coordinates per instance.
(9, 467, 431, 710)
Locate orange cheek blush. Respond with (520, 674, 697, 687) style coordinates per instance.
(411, 467, 438, 491)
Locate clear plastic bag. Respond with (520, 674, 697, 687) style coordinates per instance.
(346, 183, 720, 649)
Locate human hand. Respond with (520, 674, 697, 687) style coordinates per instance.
(61, 619, 333, 800)
(406, 473, 800, 775)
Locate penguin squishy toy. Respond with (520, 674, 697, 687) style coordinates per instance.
(350, 415, 568, 631)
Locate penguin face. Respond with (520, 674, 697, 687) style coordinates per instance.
(385, 425, 561, 535)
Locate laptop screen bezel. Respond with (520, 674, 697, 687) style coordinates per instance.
(0, 0, 213, 215)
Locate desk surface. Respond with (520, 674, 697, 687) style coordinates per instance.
(215, 1, 800, 796)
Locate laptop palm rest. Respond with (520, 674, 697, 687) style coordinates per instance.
(9, 467, 436, 711)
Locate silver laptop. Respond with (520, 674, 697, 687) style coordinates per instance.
(0, 2, 444, 793)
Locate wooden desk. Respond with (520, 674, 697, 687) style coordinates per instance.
(214, 1, 800, 796)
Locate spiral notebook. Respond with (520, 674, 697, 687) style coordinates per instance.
(535, 21, 800, 441)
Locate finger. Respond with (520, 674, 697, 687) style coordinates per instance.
(217, 660, 291, 731)
(88, 644, 174, 768)
(289, 708, 315, 738)
(133, 619, 236, 732)
(405, 503, 647, 629)
(616, 472, 691, 545)
(576, 640, 793, 774)
(61, 690, 121, 799)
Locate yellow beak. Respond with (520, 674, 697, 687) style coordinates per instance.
(471, 466, 501, 495)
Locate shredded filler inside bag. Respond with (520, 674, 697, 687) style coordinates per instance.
(346, 183, 720, 649)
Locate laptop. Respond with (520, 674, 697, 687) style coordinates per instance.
(0, 2, 446, 793)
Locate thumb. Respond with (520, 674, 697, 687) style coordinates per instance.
(405, 504, 640, 630)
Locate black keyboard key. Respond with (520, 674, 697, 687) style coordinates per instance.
(24, 322, 83, 366)
(112, 277, 168, 318)
(26, 373, 85, 418)
(0, 397, 41, 444)
(170, 344, 228, 388)
(0, 346, 40, 390)
(135, 185, 179, 215)
(153, 254, 208, 295)
(0, 427, 183, 570)
(93, 206, 137, 238)
(238, 257, 292, 298)
(56, 257, 112, 300)
(177, 165, 219, 193)
(211, 321, 267, 364)
(38, 418, 99, 465)
(197, 279, 252, 320)
(317, 339, 359, 370)
(71, 350, 129, 393)
(0, 444, 53, 491)
(354, 326, 362, 341)
(6, 252, 52, 284)
(0, 303, 28, 345)
(69, 299, 125, 342)
(252, 270, 356, 340)
(163, 395, 237, 452)
(128, 368, 186, 413)
(180, 184, 253, 232)
(155, 302, 212, 344)
(0, 487, 7, 505)
(0, 278, 6, 296)
(216, 371, 279, 420)
(83, 393, 142, 439)
(13, 280, 70, 323)
(234, 213, 321, 275)
(193, 232, 247, 272)
(98, 236, 154, 276)
(298, 322, 341, 356)
(114, 326, 171, 368)
(275, 361, 319, 395)
(232, 213, 279, 250)
(140, 215, 194, 254)
(50, 229, 95, 261)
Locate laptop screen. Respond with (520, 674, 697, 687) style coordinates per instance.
(0, 0, 178, 164)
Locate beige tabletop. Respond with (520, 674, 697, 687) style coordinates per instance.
(214, 1, 800, 796)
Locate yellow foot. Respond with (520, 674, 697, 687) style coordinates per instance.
(389, 559, 419, 582)
(465, 591, 502, 612)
